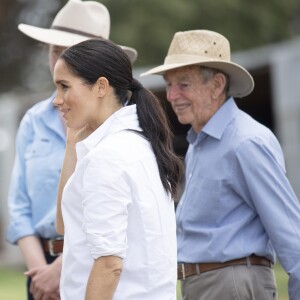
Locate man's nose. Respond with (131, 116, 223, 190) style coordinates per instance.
(166, 86, 179, 103)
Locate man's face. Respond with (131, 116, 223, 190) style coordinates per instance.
(49, 45, 67, 75)
(164, 65, 217, 133)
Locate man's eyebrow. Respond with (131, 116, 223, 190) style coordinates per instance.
(164, 75, 191, 82)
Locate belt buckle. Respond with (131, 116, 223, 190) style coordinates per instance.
(179, 263, 186, 280)
(48, 237, 63, 256)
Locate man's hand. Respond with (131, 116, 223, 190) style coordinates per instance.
(25, 256, 62, 300)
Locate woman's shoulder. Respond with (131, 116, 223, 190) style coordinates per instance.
(93, 130, 153, 161)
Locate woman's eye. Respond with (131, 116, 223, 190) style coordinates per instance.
(61, 84, 68, 91)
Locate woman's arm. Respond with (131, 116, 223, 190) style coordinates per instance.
(85, 255, 122, 300)
(56, 125, 94, 234)
(56, 129, 77, 235)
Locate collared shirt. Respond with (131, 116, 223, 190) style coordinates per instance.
(60, 105, 177, 300)
(176, 98, 300, 299)
(6, 93, 66, 244)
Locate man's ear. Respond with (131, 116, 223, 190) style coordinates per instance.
(96, 76, 109, 97)
(212, 73, 226, 99)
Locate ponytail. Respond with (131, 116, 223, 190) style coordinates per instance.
(128, 79, 183, 199)
(60, 39, 183, 199)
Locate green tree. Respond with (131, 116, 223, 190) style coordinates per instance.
(101, 0, 300, 66)
(0, 0, 300, 92)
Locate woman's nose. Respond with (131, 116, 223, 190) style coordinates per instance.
(53, 93, 63, 107)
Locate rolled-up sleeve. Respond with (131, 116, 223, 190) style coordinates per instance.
(82, 154, 131, 260)
(6, 114, 35, 244)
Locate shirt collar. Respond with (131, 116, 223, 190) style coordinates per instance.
(187, 97, 238, 144)
(76, 105, 141, 159)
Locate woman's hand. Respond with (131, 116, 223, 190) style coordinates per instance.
(66, 124, 94, 145)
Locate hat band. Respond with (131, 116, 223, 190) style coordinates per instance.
(51, 25, 101, 38)
(165, 54, 230, 64)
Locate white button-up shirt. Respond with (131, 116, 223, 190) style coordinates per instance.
(60, 105, 177, 300)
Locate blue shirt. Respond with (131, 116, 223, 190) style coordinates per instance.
(6, 94, 66, 244)
(176, 98, 300, 299)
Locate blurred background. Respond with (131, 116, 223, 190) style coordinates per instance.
(1, 0, 300, 298)
(2, 0, 300, 93)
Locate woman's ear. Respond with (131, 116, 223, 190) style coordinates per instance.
(96, 76, 109, 97)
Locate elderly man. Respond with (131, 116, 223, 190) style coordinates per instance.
(142, 30, 300, 300)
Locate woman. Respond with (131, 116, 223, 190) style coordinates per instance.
(53, 38, 183, 300)
(6, 1, 137, 299)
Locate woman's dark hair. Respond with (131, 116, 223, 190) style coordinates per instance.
(60, 38, 183, 199)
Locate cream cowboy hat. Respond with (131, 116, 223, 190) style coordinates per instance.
(141, 30, 254, 97)
(18, 0, 138, 63)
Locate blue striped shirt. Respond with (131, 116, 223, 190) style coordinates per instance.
(176, 98, 300, 299)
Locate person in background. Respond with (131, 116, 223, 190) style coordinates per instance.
(6, 1, 137, 299)
(53, 37, 183, 300)
(142, 29, 300, 300)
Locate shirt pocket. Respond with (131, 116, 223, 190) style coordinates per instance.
(25, 138, 52, 160)
(184, 176, 222, 223)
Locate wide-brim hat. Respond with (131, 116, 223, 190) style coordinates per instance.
(141, 30, 254, 97)
(18, 0, 137, 63)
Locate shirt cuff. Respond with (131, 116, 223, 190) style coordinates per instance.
(6, 221, 35, 244)
(86, 233, 127, 260)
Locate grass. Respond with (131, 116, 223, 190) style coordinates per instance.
(274, 261, 289, 300)
(0, 262, 288, 300)
(0, 266, 26, 300)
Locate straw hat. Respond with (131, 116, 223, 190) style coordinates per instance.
(18, 0, 138, 63)
(141, 30, 254, 97)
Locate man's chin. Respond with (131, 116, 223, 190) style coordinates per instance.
(177, 116, 190, 125)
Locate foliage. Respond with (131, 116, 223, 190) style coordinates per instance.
(100, 0, 300, 66)
(0, 0, 300, 92)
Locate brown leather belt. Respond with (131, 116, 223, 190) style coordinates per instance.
(177, 255, 272, 280)
(41, 238, 64, 256)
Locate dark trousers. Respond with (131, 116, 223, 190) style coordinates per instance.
(27, 252, 58, 300)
